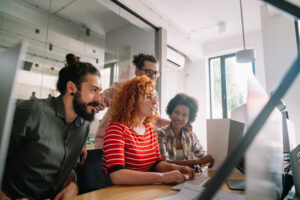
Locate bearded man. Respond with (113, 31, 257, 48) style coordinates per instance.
(0, 62, 102, 200)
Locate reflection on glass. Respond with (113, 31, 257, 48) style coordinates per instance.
(0, 0, 156, 138)
(210, 58, 223, 118)
(225, 57, 253, 118)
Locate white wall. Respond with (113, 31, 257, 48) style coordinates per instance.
(185, 59, 208, 150)
(260, 5, 300, 143)
(160, 64, 187, 119)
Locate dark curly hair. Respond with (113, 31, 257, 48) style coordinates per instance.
(110, 76, 158, 127)
(166, 93, 198, 123)
(57, 62, 101, 95)
(132, 53, 157, 69)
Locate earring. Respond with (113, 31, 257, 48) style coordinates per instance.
(71, 92, 74, 96)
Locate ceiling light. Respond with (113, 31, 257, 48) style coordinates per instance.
(236, 0, 256, 63)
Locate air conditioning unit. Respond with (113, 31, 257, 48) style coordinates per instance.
(167, 47, 185, 69)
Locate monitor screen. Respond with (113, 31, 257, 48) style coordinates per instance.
(0, 42, 26, 187)
(226, 120, 245, 191)
(230, 106, 247, 174)
(227, 120, 245, 174)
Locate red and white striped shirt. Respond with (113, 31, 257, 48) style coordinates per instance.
(102, 121, 162, 174)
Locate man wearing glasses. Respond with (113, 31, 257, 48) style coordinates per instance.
(77, 53, 169, 193)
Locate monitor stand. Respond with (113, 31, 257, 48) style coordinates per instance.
(225, 179, 245, 191)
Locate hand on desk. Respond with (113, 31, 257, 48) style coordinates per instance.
(177, 165, 195, 180)
(161, 170, 186, 184)
(161, 166, 195, 184)
(197, 154, 215, 168)
(161, 165, 196, 184)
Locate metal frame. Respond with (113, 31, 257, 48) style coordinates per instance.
(111, 0, 159, 31)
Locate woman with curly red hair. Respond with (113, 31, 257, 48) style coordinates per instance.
(102, 76, 195, 185)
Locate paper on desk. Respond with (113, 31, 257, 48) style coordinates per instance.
(154, 185, 245, 200)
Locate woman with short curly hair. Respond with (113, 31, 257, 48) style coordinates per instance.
(109, 75, 158, 127)
(102, 76, 195, 185)
(157, 93, 214, 171)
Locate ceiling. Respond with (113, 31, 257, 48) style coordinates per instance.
(117, 0, 266, 61)
(22, 0, 130, 36)
(0, 0, 133, 74)
(20, 0, 265, 51)
(1, 0, 267, 65)
(142, 0, 264, 45)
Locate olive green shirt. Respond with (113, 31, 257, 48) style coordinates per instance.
(2, 96, 89, 199)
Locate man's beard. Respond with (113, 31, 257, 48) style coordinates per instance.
(73, 92, 98, 122)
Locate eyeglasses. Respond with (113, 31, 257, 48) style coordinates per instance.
(141, 68, 160, 78)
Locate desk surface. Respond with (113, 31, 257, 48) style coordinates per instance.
(67, 170, 244, 200)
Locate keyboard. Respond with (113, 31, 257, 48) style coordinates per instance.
(171, 175, 210, 191)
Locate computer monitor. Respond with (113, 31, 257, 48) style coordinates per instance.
(225, 120, 245, 190)
(0, 42, 27, 187)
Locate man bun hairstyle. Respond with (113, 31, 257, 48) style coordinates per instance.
(57, 62, 100, 95)
(132, 53, 157, 69)
(66, 53, 78, 66)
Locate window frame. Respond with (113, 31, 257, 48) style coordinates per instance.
(208, 53, 255, 119)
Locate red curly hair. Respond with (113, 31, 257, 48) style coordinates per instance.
(110, 76, 158, 127)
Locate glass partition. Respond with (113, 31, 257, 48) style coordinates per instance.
(0, 0, 156, 140)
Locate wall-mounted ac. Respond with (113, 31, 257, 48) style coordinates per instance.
(167, 46, 185, 69)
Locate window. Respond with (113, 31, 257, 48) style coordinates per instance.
(209, 54, 255, 119)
